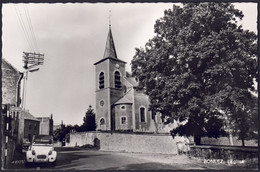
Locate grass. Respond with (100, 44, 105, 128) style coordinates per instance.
(200, 136, 258, 146)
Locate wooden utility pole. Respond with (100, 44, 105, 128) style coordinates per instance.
(21, 52, 44, 109)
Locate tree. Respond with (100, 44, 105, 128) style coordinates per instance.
(82, 105, 96, 131)
(53, 124, 73, 142)
(53, 124, 83, 142)
(230, 95, 258, 146)
(131, 3, 257, 145)
(53, 105, 97, 142)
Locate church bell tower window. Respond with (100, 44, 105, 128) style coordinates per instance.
(114, 71, 121, 88)
(100, 118, 105, 125)
(99, 72, 105, 89)
(140, 107, 146, 122)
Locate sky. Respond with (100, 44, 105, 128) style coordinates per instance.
(2, 2, 257, 126)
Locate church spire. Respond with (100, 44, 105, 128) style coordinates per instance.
(103, 11, 117, 59)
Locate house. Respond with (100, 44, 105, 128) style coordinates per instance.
(37, 115, 53, 136)
(1, 59, 23, 169)
(94, 26, 164, 133)
(2, 58, 40, 148)
(10, 107, 40, 144)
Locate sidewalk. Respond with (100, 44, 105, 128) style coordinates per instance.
(6, 150, 25, 169)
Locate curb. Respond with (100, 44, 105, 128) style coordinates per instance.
(11, 160, 25, 164)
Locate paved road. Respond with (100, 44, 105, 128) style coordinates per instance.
(8, 147, 252, 170)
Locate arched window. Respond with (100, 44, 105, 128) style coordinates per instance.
(100, 118, 105, 125)
(99, 72, 104, 89)
(121, 117, 127, 124)
(114, 71, 121, 88)
(140, 107, 146, 122)
(99, 100, 104, 107)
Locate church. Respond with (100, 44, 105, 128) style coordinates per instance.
(94, 26, 164, 133)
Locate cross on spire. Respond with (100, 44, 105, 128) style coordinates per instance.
(109, 10, 111, 27)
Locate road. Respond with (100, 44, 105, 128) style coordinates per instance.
(8, 147, 250, 170)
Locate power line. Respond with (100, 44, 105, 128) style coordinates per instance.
(13, 4, 44, 110)
(14, 4, 33, 52)
(23, 4, 39, 52)
(14, 4, 39, 53)
(21, 5, 38, 52)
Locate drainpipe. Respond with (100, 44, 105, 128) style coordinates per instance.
(16, 72, 24, 107)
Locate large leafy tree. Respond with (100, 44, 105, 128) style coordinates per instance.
(131, 3, 257, 145)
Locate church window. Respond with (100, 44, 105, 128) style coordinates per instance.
(100, 100, 104, 107)
(100, 118, 105, 125)
(114, 71, 121, 88)
(99, 72, 105, 89)
(140, 107, 146, 122)
(121, 105, 125, 110)
(121, 117, 126, 124)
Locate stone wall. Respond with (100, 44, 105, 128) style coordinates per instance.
(68, 131, 180, 154)
(2, 59, 20, 105)
(201, 136, 258, 147)
(68, 132, 98, 147)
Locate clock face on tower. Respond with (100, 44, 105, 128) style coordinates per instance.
(115, 64, 120, 69)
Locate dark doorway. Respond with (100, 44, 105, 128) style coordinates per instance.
(111, 106, 115, 131)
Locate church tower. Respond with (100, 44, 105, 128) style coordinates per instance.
(94, 25, 126, 131)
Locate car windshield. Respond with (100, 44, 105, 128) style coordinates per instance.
(33, 135, 53, 145)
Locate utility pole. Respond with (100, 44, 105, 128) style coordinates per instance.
(21, 52, 44, 109)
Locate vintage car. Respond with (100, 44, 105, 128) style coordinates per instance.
(25, 135, 57, 166)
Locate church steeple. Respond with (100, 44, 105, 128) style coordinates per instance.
(94, 14, 127, 132)
(103, 26, 117, 59)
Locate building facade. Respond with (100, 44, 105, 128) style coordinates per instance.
(1, 59, 23, 169)
(37, 115, 54, 136)
(2, 59, 23, 106)
(94, 26, 163, 133)
(10, 107, 40, 144)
